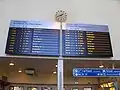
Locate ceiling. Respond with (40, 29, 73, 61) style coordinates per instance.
(0, 57, 120, 76)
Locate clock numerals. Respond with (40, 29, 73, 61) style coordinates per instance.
(55, 10, 67, 22)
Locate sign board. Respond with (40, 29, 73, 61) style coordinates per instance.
(63, 23, 113, 57)
(73, 68, 120, 77)
(5, 20, 113, 57)
(5, 20, 60, 56)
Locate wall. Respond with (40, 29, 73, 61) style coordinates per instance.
(0, 0, 120, 60)
(4, 73, 98, 90)
(99, 77, 120, 84)
(8, 73, 57, 84)
(6, 72, 98, 84)
(99, 77, 115, 83)
(6, 73, 98, 90)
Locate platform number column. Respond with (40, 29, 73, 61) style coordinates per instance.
(55, 10, 67, 90)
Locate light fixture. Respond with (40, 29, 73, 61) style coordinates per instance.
(32, 88, 37, 90)
(112, 63, 115, 69)
(9, 62, 15, 66)
(99, 61, 104, 68)
(99, 65, 104, 68)
(53, 71, 57, 74)
(25, 68, 35, 75)
(100, 85, 104, 88)
(18, 68, 22, 73)
(74, 81, 78, 84)
(56, 64, 58, 68)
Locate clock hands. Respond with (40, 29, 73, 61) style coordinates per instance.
(56, 14, 64, 18)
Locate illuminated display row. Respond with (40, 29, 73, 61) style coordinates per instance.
(6, 28, 113, 57)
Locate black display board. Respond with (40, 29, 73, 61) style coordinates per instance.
(5, 21, 113, 57)
(5, 27, 60, 56)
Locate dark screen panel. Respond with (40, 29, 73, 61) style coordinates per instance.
(5, 21, 113, 57)
(5, 27, 60, 56)
(63, 24, 113, 57)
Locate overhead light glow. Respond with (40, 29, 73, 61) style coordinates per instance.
(32, 88, 37, 90)
(53, 71, 57, 74)
(112, 63, 115, 69)
(9, 62, 15, 66)
(18, 69, 22, 73)
(56, 64, 58, 68)
(74, 81, 78, 84)
(99, 65, 104, 68)
(100, 85, 104, 88)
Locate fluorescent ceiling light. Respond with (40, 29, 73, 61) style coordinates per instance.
(18, 68, 22, 73)
(99, 65, 104, 68)
(9, 62, 15, 66)
(53, 71, 57, 74)
(56, 64, 58, 68)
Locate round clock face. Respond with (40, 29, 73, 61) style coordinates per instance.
(55, 10, 67, 22)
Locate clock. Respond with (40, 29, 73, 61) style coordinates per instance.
(55, 10, 67, 22)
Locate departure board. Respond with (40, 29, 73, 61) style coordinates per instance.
(5, 20, 113, 57)
(5, 21, 60, 56)
(63, 24, 113, 57)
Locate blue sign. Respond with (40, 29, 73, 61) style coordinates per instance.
(73, 68, 120, 77)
